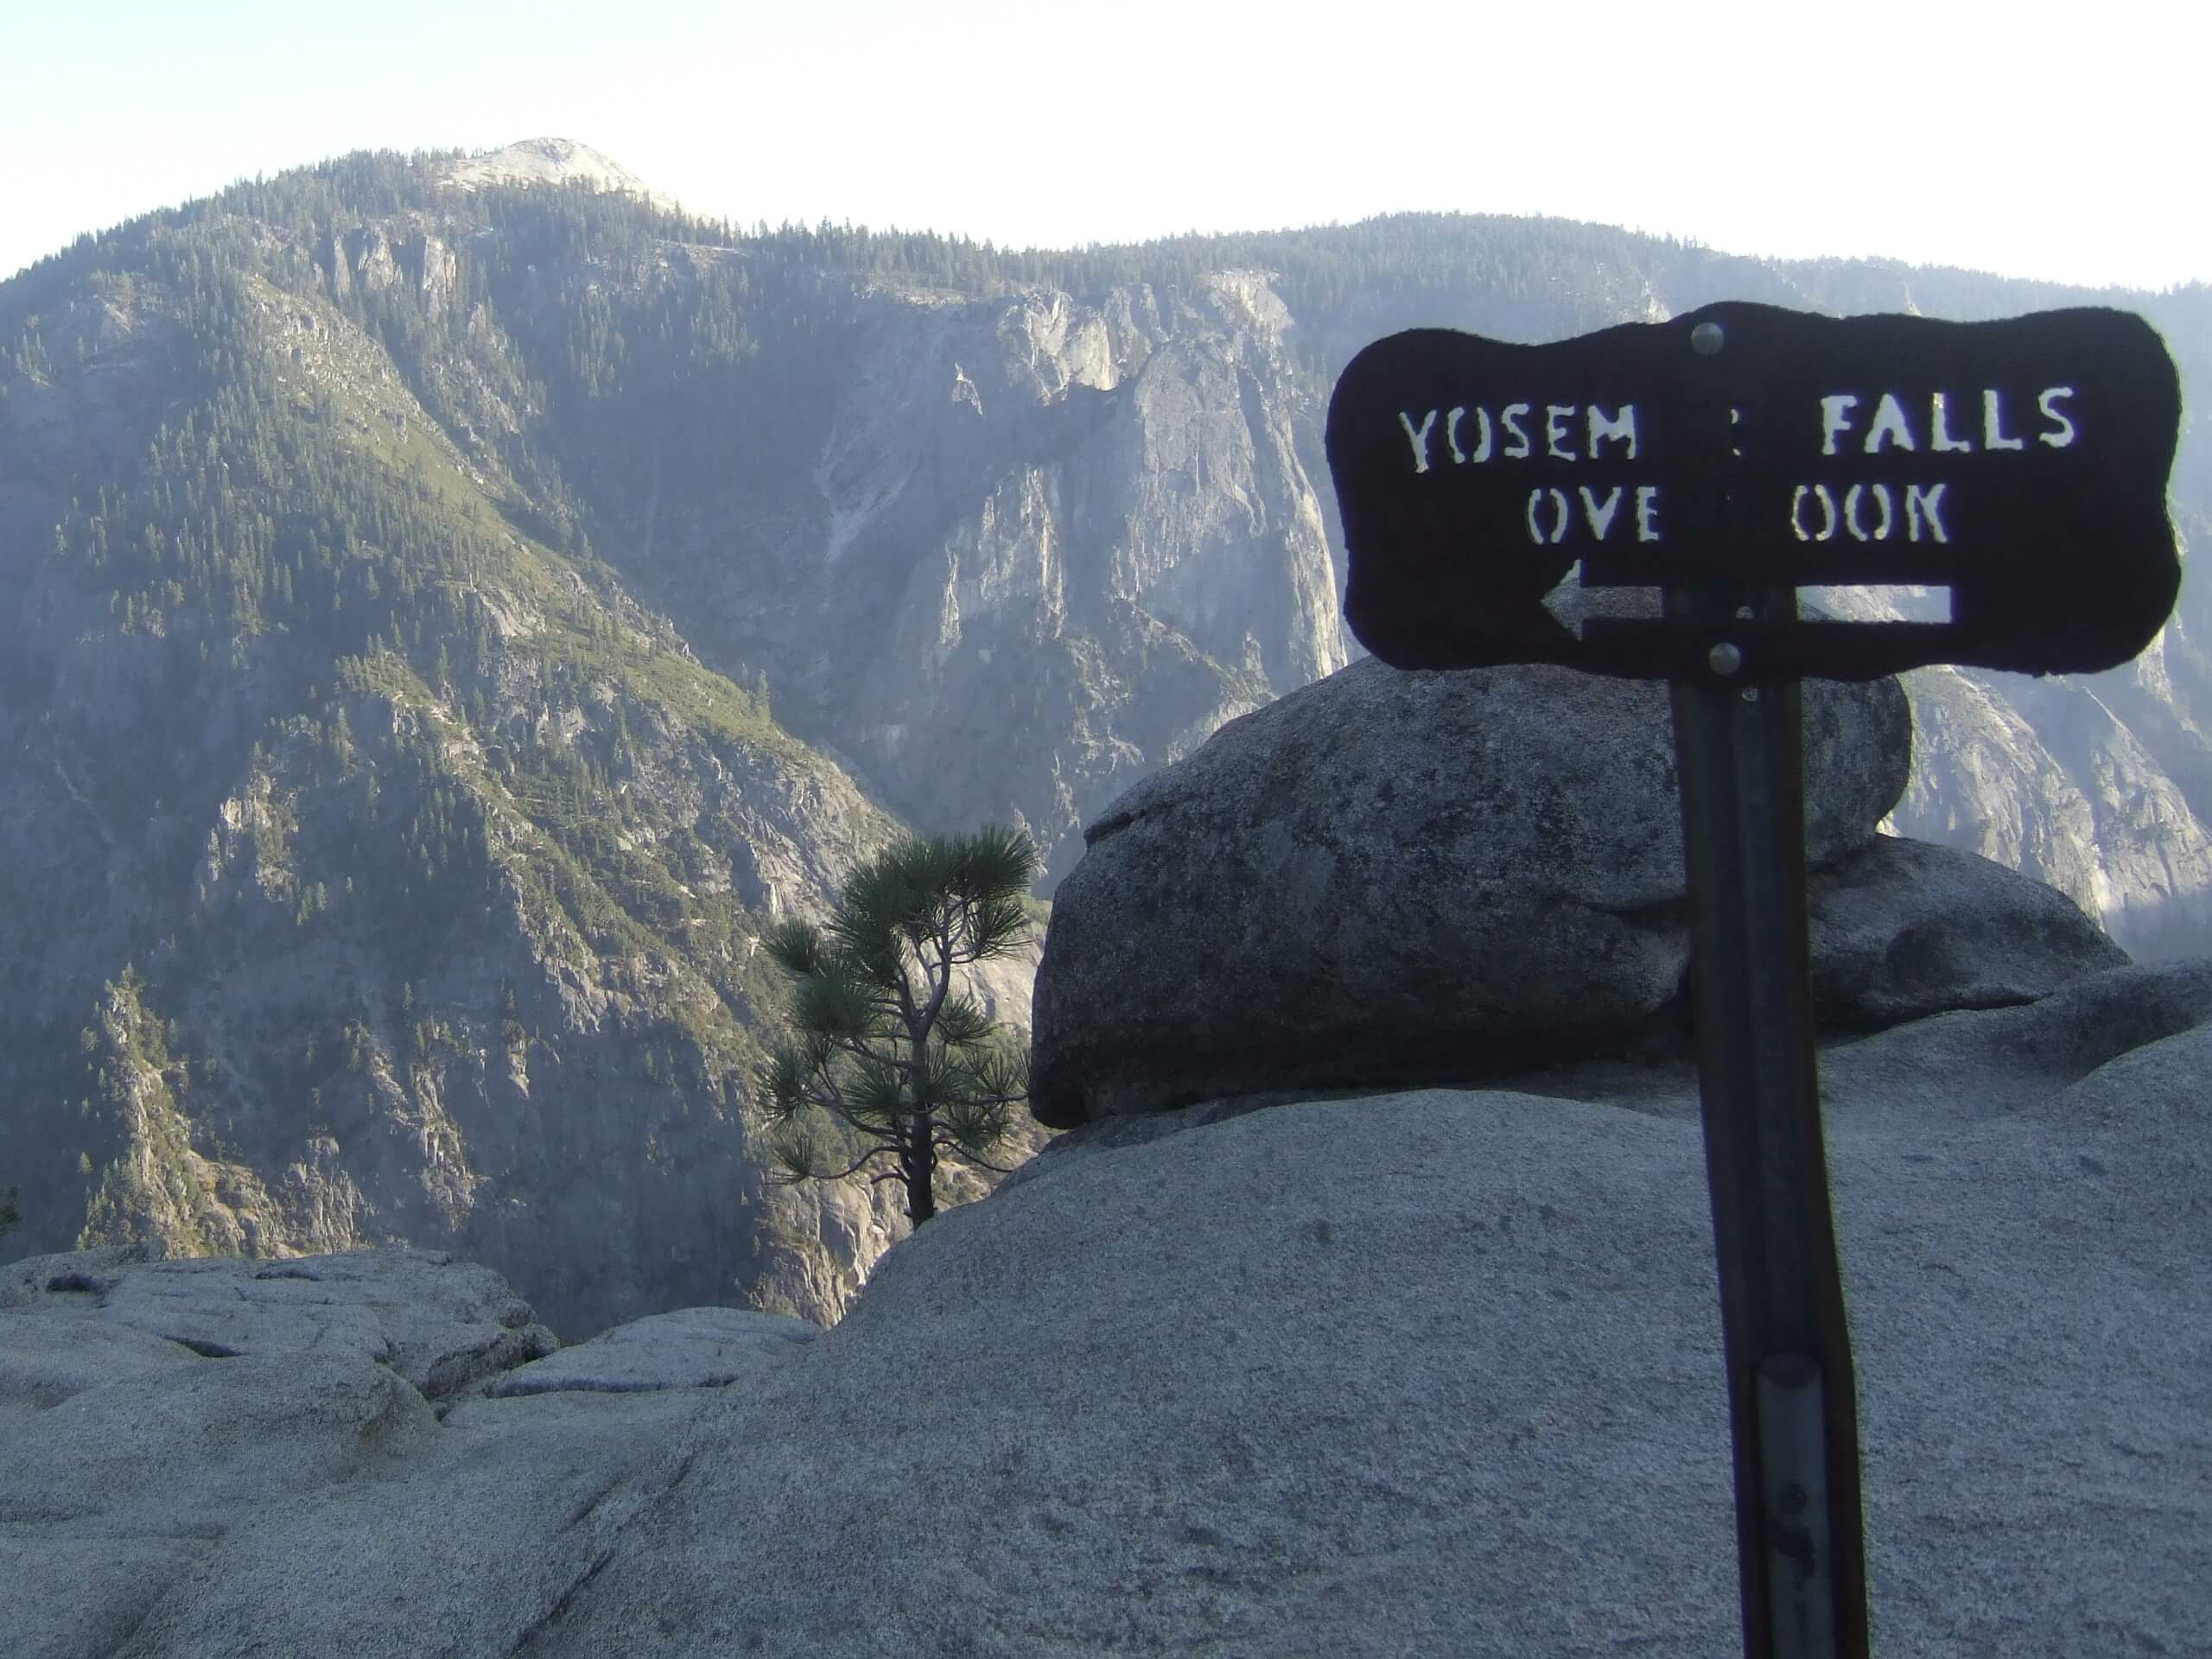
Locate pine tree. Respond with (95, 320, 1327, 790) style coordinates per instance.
(754, 825, 1038, 1226)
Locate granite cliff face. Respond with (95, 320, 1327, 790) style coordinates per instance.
(516, 264, 1345, 883)
(1, 141, 2206, 1339)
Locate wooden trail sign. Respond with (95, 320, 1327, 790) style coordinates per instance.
(1326, 302, 2180, 682)
(1323, 302, 2183, 1659)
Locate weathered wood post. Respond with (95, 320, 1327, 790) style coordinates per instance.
(1324, 300, 2180, 1658)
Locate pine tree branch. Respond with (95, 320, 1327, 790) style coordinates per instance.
(931, 1135, 1014, 1174)
(796, 1067, 849, 1118)
(819, 1033, 919, 1077)
(810, 1142, 902, 1182)
(915, 909, 954, 1033)
(939, 1083, 1027, 1109)
(823, 1030, 902, 1069)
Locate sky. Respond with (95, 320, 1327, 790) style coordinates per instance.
(3, 0, 2204, 291)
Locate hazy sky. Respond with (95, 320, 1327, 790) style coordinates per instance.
(3, 0, 2202, 289)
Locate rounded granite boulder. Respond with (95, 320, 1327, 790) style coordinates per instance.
(1029, 623, 1910, 1126)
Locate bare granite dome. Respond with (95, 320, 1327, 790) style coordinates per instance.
(435, 137, 681, 211)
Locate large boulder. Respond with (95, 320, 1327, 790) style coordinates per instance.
(1030, 633, 1911, 1125)
(6, 963, 2204, 1658)
(1807, 833, 2132, 1031)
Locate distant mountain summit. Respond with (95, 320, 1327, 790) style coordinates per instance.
(435, 137, 680, 211)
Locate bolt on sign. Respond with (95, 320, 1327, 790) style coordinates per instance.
(1326, 302, 2180, 682)
(1324, 302, 2183, 1659)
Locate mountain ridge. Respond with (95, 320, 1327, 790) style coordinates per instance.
(2, 143, 2205, 1338)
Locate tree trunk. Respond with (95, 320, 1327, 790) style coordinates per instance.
(905, 1019, 938, 1225)
(903, 1116, 936, 1227)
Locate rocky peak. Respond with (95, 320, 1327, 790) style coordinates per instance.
(433, 138, 679, 211)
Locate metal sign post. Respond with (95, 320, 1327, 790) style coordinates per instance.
(1322, 300, 2181, 1659)
(1668, 581, 1865, 1659)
